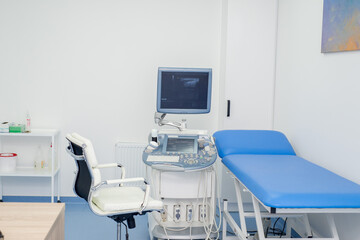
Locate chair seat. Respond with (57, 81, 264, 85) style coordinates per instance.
(92, 186, 163, 213)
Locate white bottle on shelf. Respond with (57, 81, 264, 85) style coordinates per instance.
(34, 145, 45, 170)
(25, 111, 31, 133)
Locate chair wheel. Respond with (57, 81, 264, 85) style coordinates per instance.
(57, 200, 61, 203)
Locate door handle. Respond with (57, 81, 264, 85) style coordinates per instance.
(227, 100, 231, 117)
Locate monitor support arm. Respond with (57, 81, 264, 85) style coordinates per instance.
(154, 112, 187, 131)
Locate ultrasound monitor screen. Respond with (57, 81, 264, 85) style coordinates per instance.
(157, 68, 212, 114)
(166, 138, 195, 153)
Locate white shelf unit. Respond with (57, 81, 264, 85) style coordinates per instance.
(0, 129, 60, 203)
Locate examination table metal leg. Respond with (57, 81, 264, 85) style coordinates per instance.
(234, 179, 248, 235)
(223, 199, 247, 240)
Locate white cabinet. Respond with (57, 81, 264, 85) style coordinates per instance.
(0, 129, 60, 202)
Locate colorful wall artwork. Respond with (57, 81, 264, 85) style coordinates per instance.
(321, 0, 360, 53)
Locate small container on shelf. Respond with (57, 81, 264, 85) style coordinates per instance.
(0, 153, 17, 172)
(25, 111, 31, 133)
(34, 145, 45, 170)
(9, 124, 25, 133)
(0, 122, 9, 133)
(47, 142, 52, 170)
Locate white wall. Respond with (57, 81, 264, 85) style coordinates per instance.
(274, 0, 360, 239)
(0, 0, 222, 196)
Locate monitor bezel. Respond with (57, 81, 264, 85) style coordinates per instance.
(156, 67, 212, 114)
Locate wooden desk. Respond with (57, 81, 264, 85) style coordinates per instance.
(0, 202, 65, 240)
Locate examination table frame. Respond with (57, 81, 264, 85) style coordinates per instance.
(220, 168, 360, 240)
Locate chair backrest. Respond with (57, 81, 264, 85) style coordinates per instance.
(66, 133, 102, 202)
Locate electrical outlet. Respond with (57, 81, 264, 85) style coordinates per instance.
(161, 205, 168, 222)
(174, 205, 181, 223)
(186, 205, 193, 222)
(199, 204, 207, 222)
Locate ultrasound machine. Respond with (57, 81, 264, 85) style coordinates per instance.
(143, 67, 219, 240)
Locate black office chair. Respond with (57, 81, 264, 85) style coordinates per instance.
(66, 133, 163, 240)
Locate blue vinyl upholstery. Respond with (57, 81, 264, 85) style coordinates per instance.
(214, 130, 360, 208)
(214, 130, 296, 158)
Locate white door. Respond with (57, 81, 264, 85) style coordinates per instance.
(219, 0, 278, 203)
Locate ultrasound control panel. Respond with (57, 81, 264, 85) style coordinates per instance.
(143, 133, 217, 171)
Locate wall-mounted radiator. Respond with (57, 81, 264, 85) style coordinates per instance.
(115, 142, 148, 184)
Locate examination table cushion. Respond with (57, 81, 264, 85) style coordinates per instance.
(214, 130, 360, 209)
(214, 130, 296, 158)
(223, 154, 360, 209)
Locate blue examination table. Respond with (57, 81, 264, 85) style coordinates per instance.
(213, 130, 360, 240)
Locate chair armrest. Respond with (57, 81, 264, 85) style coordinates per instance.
(106, 177, 147, 185)
(95, 163, 126, 181)
(140, 184, 151, 213)
(92, 177, 148, 191)
(96, 163, 120, 168)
